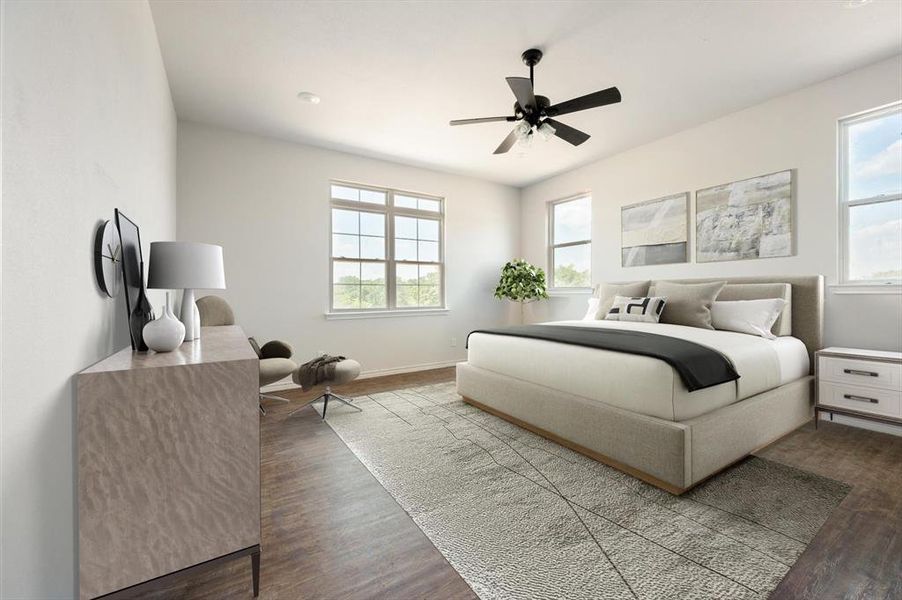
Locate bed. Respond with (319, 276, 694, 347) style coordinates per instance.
(456, 275, 824, 494)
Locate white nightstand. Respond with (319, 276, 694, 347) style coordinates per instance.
(815, 347, 902, 428)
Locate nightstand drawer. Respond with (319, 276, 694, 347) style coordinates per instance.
(818, 356, 902, 391)
(818, 381, 902, 418)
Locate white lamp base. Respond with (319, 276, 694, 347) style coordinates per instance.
(180, 288, 201, 341)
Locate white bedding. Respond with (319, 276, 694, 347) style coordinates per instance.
(466, 320, 809, 421)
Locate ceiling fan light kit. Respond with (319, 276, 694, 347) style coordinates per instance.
(537, 121, 556, 141)
(450, 48, 621, 154)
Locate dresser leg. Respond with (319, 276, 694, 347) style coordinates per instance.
(251, 550, 260, 597)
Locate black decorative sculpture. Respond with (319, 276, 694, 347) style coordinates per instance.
(129, 261, 155, 352)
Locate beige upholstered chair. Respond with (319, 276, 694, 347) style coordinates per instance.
(196, 295, 298, 414)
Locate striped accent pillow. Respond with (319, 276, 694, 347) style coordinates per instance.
(605, 295, 667, 323)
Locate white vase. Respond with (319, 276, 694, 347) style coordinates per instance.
(143, 292, 186, 352)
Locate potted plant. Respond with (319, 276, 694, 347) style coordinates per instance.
(493, 259, 549, 323)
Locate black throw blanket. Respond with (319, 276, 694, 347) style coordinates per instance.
(467, 325, 739, 392)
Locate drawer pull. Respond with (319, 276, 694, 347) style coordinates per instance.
(843, 394, 879, 404)
(843, 368, 879, 378)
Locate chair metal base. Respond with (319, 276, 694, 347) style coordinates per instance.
(290, 386, 362, 419)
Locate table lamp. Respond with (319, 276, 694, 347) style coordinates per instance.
(147, 241, 226, 341)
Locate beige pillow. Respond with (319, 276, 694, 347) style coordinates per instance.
(594, 281, 650, 319)
(650, 280, 726, 329)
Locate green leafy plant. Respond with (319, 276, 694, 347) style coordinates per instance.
(493, 259, 549, 305)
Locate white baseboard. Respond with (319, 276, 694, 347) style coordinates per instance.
(357, 359, 461, 380)
(259, 359, 462, 393)
(818, 412, 902, 437)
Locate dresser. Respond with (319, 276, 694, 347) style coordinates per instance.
(815, 347, 902, 427)
(77, 326, 261, 599)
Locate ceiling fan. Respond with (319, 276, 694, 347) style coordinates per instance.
(450, 48, 621, 154)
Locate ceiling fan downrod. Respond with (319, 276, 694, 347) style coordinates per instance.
(522, 48, 543, 87)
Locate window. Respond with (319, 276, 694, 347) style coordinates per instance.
(330, 182, 444, 312)
(548, 194, 591, 288)
(839, 103, 902, 286)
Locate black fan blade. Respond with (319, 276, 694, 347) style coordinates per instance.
(546, 87, 621, 117)
(544, 118, 590, 146)
(493, 128, 519, 154)
(450, 116, 517, 126)
(506, 77, 537, 112)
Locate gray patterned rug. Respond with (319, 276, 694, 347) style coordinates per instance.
(325, 382, 849, 600)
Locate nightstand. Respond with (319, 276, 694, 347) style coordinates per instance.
(815, 347, 902, 428)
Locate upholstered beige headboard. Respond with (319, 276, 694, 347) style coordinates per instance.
(657, 275, 824, 373)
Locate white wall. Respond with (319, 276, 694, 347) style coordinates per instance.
(521, 55, 902, 353)
(0, 2, 177, 598)
(177, 121, 520, 375)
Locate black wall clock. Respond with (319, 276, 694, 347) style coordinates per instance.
(94, 220, 122, 297)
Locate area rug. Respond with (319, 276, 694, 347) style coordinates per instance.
(325, 382, 849, 600)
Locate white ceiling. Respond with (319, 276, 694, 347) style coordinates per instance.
(149, 0, 902, 187)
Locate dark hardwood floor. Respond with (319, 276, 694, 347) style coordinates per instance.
(140, 367, 473, 600)
(760, 419, 902, 600)
(139, 368, 901, 600)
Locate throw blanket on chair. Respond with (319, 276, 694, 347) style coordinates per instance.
(297, 354, 347, 391)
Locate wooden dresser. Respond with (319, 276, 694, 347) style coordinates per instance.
(815, 347, 902, 427)
(77, 326, 261, 599)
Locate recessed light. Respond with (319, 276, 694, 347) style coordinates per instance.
(297, 92, 321, 104)
(844, 0, 872, 7)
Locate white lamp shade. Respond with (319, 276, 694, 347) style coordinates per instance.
(147, 242, 226, 290)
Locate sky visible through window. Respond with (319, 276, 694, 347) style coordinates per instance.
(552, 196, 591, 287)
(849, 111, 902, 200)
(847, 109, 902, 282)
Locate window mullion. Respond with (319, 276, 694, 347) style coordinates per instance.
(848, 193, 902, 207)
(387, 195, 396, 310)
(552, 239, 592, 250)
(391, 206, 440, 219)
(415, 219, 422, 307)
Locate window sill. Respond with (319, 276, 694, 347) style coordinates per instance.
(829, 284, 902, 295)
(325, 308, 450, 320)
(548, 288, 593, 297)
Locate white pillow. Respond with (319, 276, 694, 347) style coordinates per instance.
(711, 298, 788, 339)
(605, 295, 667, 323)
(582, 297, 601, 321)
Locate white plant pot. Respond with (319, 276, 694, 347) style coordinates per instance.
(143, 292, 186, 352)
